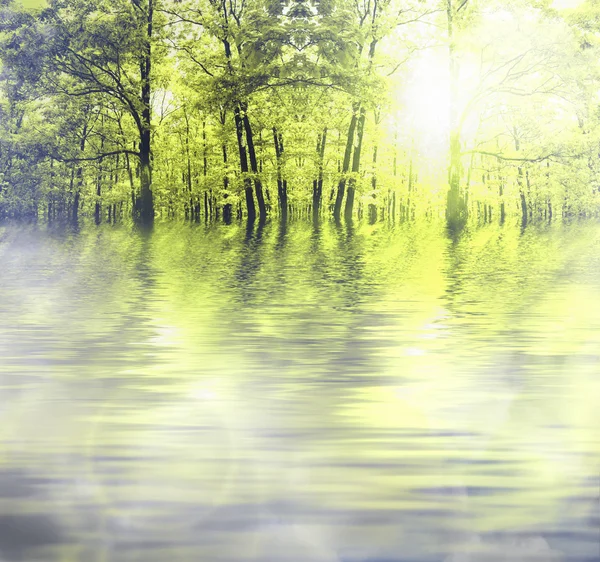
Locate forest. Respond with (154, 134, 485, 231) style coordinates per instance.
(0, 0, 599, 228)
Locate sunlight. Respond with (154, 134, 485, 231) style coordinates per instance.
(401, 50, 451, 160)
(395, 46, 486, 185)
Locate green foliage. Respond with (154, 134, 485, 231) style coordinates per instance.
(0, 0, 599, 223)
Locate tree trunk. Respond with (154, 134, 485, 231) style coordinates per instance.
(273, 127, 287, 220)
(334, 103, 359, 221)
(139, 129, 153, 223)
(313, 127, 327, 221)
(222, 142, 232, 223)
(73, 121, 87, 222)
(137, 0, 154, 225)
(186, 119, 193, 220)
(234, 105, 256, 221)
(446, 0, 467, 230)
(514, 134, 527, 228)
(519, 164, 528, 228)
(219, 108, 232, 222)
(447, 139, 465, 227)
(242, 105, 266, 220)
(345, 106, 366, 221)
(73, 182, 81, 221)
(519, 188, 528, 228)
(95, 128, 104, 225)
(95, 158, 103, 225)
(371, 144, 378, 189)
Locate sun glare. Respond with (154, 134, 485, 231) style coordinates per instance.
(402, 50, 451, 158)
(396, 48, 484, 177)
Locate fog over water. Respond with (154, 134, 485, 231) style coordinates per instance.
(0, 219, 598, 561)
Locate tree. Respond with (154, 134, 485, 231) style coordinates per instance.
(1, 0, 599, 223)
(1, 0, 161, 223)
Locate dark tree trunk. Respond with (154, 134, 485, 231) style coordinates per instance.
(71, 118, 89, 222)
(125, 150, 135, 214)
(222, 143, 232, 223)
(520, 189, 528, 228)
(219, 108, 232, 222)
(313, 127, 327, 221)
(139, 130, 153, 224)
(334, 103, 359, 221)
(234, 105, 255, 221)
(344, 107, 366, 221)
(368, 201, 377, 223)
(95, 129, 104, 225)
(273, 127, 287, 220)
(242, 106, 266, 220)
(183, 109, 193, 219)
(372, 144, 378, 190)
(187, 145, 193, 218)
(73, 183, 81, 221)
(137, 0, 154, 225)
(260, 131, 271, 208)
(95, 157, 103, 225)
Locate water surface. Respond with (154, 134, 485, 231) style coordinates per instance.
(0, 219, 598, 561)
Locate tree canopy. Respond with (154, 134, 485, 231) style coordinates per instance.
(0, 0, 598, 227)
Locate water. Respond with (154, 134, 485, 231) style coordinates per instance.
(0, 218, 598, 562)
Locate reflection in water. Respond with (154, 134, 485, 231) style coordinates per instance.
(0, 219, 598, 562)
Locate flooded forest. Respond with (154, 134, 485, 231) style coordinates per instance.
(0, 1, 599, 562)
(1, 0, 600, 228)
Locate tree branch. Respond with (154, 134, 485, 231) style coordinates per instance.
(457, 0, 469, 13)
(53, 150, 140, 163)
(464, 149, 563, 163)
